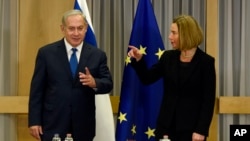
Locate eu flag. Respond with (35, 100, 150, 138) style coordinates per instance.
(116, 0, 165, 140)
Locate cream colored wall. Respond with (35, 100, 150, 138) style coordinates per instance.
(18, 0, 219, 140)
(18, 0, 73, 140)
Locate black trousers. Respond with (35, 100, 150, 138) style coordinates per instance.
(167, 131, 206, 141)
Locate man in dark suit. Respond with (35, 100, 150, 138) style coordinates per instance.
(28, 9, 113, 141)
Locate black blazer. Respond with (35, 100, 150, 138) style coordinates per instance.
(132, 48, 216, 138)
(28, 39, 113, 140)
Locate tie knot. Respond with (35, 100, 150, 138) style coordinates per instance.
(72, 48, 77, 53)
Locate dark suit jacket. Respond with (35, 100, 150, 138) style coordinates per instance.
(28, 39, 113, 141)
(131, 48, 216, 138)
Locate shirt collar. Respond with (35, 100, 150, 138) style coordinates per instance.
(64, 38, 83, 53)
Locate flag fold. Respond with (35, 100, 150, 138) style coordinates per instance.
(74, 1, 115, 141)
(116, 0, 165, 140)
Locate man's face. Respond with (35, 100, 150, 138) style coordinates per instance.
(61, 15, 87, 47)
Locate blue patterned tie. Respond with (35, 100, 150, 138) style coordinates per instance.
(70, 48, 78, 77)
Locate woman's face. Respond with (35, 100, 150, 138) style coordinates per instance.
(168, 23, 179, 49)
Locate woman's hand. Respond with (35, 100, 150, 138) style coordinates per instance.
(192, 132, 205, 141)
(128, 45, 143, 61)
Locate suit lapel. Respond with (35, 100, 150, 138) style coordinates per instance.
(57, 39, 75, 81)
(77, 42, 92, 74)
(56, 40, 94, 83)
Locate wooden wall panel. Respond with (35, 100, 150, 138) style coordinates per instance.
(206, 0, 219, 140)
(18, 0, 73, 140)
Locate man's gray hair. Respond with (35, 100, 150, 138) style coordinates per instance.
(61, 9, 87, 26)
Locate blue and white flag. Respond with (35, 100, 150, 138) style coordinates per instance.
(74, 1, 115, 141)
(74, 0, 97, 46)
(116, 0, 165, 140)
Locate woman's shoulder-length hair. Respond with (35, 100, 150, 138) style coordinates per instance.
(173, 15, 203, 51)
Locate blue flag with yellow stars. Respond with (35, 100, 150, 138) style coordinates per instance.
(115, 0, 165, 140)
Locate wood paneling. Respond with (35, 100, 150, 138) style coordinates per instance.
(18, 1, 73, 140)
(18, 0, 73, 96)
(0, 96, 28, 113)
(0, 96, 119, 114)
(219, 97, 250, 114)
(206, 0, 218, 140)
